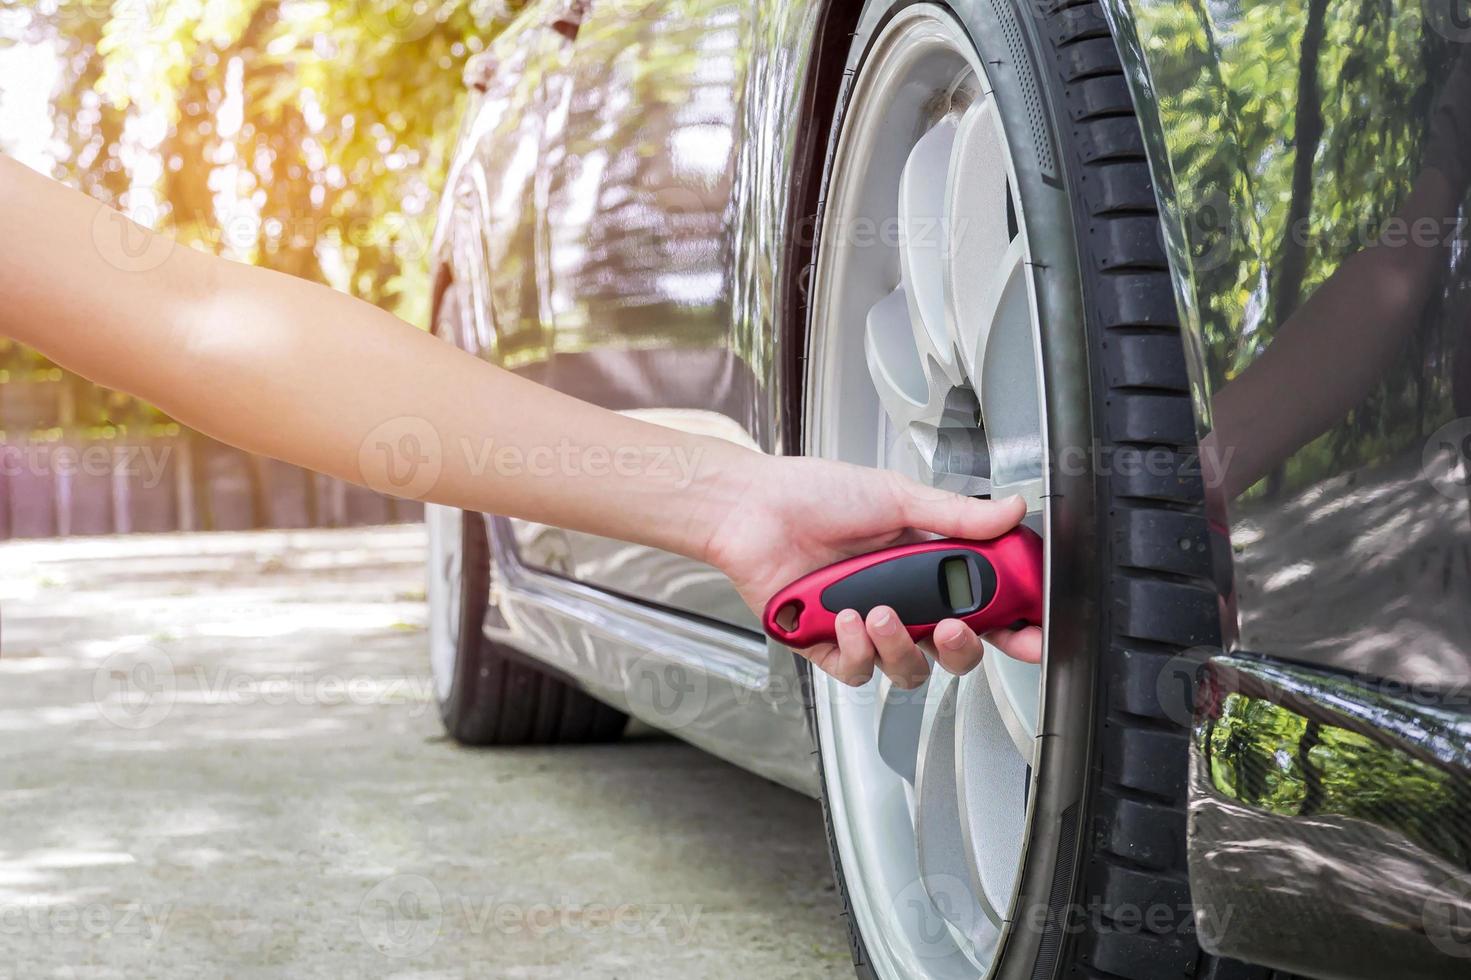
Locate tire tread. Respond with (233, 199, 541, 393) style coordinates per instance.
(1027, 2, 1282, 978)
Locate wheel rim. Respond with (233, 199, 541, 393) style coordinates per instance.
(426, 503, 464, 704)
(805, 8, 1049, 977)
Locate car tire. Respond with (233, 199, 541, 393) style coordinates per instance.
(796, 2, 1269, 978)
(427, 291, 628, 747)
(435, 509, 627, 746)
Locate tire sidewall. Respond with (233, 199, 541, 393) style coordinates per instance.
(802, 1, 1103, 977)
(439, 508, 492, 734)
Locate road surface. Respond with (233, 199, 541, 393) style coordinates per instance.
(0, 525, 851, 978)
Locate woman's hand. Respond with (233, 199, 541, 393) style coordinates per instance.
(704, 455, 1043, 689)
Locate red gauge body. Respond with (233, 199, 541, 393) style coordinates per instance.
(762, 527, 1044, 648)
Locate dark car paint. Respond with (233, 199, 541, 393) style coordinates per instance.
(433, 0, 835, 628)
(1106, 0, 1471, 690)
(1105, 2, 1471, 973)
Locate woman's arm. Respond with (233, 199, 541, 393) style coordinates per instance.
(0, 154, 1039, 683)
(1, 154, 742, 558)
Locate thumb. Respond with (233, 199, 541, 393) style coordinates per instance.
(899, 483, 1027, 540)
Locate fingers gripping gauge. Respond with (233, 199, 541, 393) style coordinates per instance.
(762, 527, 1044, 648)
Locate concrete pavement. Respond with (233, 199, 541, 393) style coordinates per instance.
(0, 525, 852, 978)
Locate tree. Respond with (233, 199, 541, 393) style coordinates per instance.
(1, 0, 526, 425)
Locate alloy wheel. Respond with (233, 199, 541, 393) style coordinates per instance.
(805, 7, 1050, 975)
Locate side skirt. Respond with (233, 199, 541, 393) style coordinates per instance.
(482, 515, 820, 796)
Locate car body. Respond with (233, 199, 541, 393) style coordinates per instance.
(428, 1, 1471, 977)
(429, 0, 833, 792)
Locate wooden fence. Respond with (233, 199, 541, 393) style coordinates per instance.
(0, 371, 420, 539)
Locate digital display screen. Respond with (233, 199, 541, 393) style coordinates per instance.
(942, 557, 973, 611)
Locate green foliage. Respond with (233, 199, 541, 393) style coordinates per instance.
(1204, 691, 1471, 869)
(2, 0, 525, 427)
(1137, 0, 1462, 494)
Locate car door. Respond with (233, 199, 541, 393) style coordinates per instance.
(503, 0, 770, 630)
(1122, 0, 1471, 690)
(456, 15, 560, 368)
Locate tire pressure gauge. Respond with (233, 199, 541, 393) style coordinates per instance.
(762, 526, 1044, 647)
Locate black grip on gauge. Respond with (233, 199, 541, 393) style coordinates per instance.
(818, 548, 997, 622)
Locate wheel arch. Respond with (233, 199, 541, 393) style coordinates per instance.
(777, 0, 867, 455)
(429, 262, 455, 340)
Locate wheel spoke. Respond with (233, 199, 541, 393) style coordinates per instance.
(962, 235, 1028, 394)
(910, 420, 993, 497)
(945, 97, 1015, 384)
(426, 504, 463, 704)
(977, 239, 1044, 496)
(864, 284, 929, 431)
(982, 647, 1041, 764)
(991, 474, 1046, 515)
(876, 673, 929, 784)
(914, 673, 1005, 948)
(898, 114, 963, 386)
(955, 666, 1031, 924)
